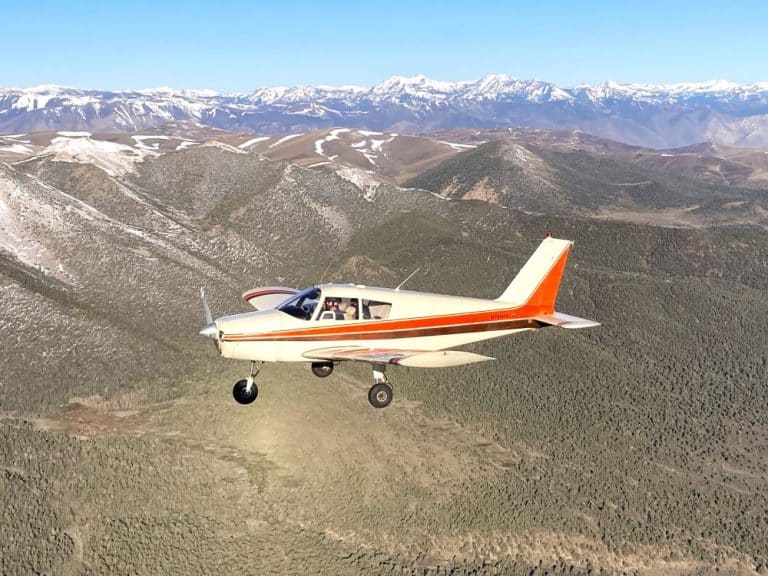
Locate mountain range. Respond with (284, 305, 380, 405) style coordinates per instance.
(3, 74, 768, 148)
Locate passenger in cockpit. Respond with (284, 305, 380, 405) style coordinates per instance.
(344, 302, 358, 320)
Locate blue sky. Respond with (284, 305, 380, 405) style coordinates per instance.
(3, 0, 766, 91)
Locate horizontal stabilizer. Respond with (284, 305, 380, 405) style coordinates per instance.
(535, 312, 601, 330)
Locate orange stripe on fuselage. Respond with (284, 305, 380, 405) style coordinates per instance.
(224, 317, 542, 342)
(223, 304, 546, 342)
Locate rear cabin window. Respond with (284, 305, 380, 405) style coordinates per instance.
(362, 300, 392, 320)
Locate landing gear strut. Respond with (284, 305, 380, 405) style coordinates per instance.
(233, 361, 261, 405)
(311, 361, 334, 378)
(368, 364, 393, 408)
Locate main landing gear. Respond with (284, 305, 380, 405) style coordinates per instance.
(233, 361, 262, 405)
(234, 360, 394, 409)
(312, 360, 393, 408)
(368, 364, 393, 409)
(311, 361, 334, 378)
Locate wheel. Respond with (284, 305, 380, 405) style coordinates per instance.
(311, 362, 334, 378)
(368, 382, 393, 409)
(233, 379, 258, 404)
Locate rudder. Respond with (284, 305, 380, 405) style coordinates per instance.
(497, 237, 572, 312)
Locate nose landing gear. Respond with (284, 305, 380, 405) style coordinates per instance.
(233, 361, 262, 405)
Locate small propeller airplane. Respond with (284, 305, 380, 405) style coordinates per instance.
(199, 235, 599, 408)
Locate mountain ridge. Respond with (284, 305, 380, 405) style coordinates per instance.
(3, 74, 768, 148)
(9, 75, 768, 102)
(3, 126, 767, 230)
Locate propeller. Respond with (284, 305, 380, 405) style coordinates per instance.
(199, 287, 221, 351)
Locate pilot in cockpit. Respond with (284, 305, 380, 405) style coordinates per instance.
(320, 297, 343, 320)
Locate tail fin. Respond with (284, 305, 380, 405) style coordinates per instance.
(497, 237, 572, 311)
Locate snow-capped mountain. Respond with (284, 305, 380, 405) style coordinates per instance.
(2, 75, 768, 148)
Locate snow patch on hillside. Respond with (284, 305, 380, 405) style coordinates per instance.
(344, 133, 396, 166)
(0, 173, 67, 278)
(336, 166, 380, 200)
(370, 135, 396, 151)
(12, 94, 57, 111)
(238, 136, 270, 149)
(200, 141, 246, 154)
(45, 136, 150, 175)
(269, 134, 303, 148)
(438, 140, 476, 151)
(313, 128, 351, 157)
(132, 135, 171, 151)
(0, 144, 33, 154)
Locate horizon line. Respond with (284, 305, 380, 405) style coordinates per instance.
(3, 74, 768, 95)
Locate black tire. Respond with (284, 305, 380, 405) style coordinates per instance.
(233, 379, 258, 404)
(368, 382, 393, 408)
(311, 362, 334, 378)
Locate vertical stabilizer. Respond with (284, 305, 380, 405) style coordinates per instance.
(497, 237, 572, 311)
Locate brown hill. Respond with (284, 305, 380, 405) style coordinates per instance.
(405, 138, 768, 228)
(434, 127, 768, 189)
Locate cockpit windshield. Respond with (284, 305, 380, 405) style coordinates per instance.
(277, 287, 321, 320)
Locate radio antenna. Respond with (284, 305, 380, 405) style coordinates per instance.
(319, 260, 333, 284)
(395, 267, 421, 291)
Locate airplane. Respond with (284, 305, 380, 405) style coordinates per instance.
(198, 235, 599, 408)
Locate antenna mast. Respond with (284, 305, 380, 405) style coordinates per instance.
(395, 268, 421, 291)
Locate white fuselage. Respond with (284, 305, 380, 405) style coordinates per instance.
(215, 284, 543, 363)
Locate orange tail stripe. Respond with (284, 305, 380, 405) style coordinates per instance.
(526, 245, 570, 312)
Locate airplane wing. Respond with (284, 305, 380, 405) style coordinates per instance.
(303, 347, 494, 368)
(242, 286, 298, 310)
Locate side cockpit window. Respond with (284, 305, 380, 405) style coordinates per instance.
(317, 297, 360, 320)
(362, 300, 392, 320)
